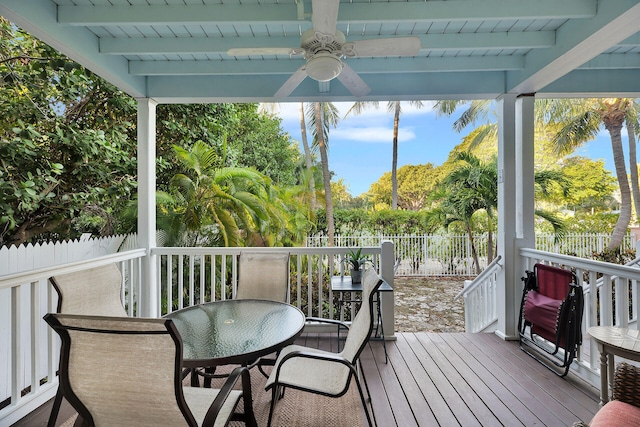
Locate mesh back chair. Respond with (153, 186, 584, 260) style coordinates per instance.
(235, 252, 290, 378)
(236, 252, 290, 303)
(264, 267, 383, 427)
(518, 263, 584, 377)
(50, 263, 127, 316)
(47, 264, 127, 426)
(43, 313, 257, 427)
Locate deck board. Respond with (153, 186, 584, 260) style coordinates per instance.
(12, 331, 600, 427)
(364, 332, 600, 427)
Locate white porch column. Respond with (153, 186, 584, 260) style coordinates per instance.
(137, 98, 158, 318)
(496, 94, 517, 340)
(496, 94, 536, 340)
(379, 240, 395, 339)
(516, 95, 536, 244)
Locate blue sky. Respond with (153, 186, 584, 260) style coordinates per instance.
(273, 102, 619, 197)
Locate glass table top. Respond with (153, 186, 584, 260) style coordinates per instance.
(165, 299, 305, 368)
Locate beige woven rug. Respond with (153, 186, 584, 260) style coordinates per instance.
(60, 366, 364, 427)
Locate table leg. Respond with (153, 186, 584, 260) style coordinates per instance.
(599, 349, 609, 406)
(190, 368, 200, 387)
(375, 291, 388, 364)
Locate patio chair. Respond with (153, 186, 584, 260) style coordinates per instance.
(264, 267, 383, 427)
(518, 263, 584, 377)
(235, 251, 290, 378)
(47, 263, 127, 427)
(236, 251, 290, 302)
(43, 313, 257, 427)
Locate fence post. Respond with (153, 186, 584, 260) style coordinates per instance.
(380, 240, 395, 339)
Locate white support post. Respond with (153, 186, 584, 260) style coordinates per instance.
(137, 98, 158, 318)
(380, 240, 395, 340)
(496, 94, 518, 340)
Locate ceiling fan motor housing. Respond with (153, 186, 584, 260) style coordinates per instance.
(301, 28, 347, 82)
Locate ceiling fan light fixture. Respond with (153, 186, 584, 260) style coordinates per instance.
(306, 52, 343, 82)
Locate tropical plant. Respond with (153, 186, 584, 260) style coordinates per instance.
(537, 98, 640, 249)
(161, 141, 280, 247)
(343, 247, 369, 271)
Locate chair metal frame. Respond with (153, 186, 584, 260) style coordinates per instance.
(47, 263, 127, 427)
(518, 263, 584, 377)
(44, 313, 257, 427)
(264, 267, 383, 427)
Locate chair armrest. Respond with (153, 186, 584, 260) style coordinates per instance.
(613, 362, 640, 408)
(202, 366, 256, 427)
(305, 317, 350, 331)
(274, 349, 357, 381)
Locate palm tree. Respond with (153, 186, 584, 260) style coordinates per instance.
(298, 102, 318, 211)
(345, 101, 424, 209)
(537, 98, 640, 249)
(434, 152, 568, 273)
(307, 102, 340, 245)
(165, 141, 277, 247)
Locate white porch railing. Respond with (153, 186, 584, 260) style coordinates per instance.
(454, 255, 502, 333)
(0, 242, 395, 426)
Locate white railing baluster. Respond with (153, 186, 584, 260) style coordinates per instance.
(188, 255, 195, 306)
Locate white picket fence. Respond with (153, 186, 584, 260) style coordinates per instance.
(307, 233, 637, 276)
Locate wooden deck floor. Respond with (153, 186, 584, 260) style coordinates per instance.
(360, 332, 600, 427)
(13, 331, 600, 427)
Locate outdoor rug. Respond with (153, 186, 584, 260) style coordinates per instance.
(59, 365, 364, 427)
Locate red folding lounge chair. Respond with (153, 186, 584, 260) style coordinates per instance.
(518, 263, 584, 377)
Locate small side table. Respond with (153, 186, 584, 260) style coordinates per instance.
(331, 275, 393, 363)
(589, 326, 640, 406)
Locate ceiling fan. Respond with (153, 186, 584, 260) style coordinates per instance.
(227, 0, 421, 98)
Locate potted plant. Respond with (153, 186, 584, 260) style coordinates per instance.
(343, 248, 369, 284)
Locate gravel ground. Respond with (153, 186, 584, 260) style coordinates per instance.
(393, 276, 470, 333)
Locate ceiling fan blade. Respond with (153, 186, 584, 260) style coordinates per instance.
(337, 63, 371, 97)
(312, 0, 339, 35)
(227, 47, 302, 56)
(274, 66, 308, 98)
(349, 37, 422, 57)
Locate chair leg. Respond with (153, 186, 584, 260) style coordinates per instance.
(354, 375, 374, 427)
(267, 386, 279, 427)
(47, 386, 64, 427)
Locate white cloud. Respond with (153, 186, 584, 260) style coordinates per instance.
(333, 126, 416, 143)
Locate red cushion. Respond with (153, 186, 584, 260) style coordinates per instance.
(590, 400, 640, 427)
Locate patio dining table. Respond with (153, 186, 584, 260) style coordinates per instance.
(165, 299, 305, 386)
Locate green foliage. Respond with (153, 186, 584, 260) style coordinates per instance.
(368, 163, 442, 210)
(314, 208, 435, 236)
(1, 19, 304, 247)
(0, 19, 138, 245)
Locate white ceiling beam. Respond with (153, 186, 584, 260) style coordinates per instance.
(507, 0, 640, 94)
(58, 0, 595, 26)
(146, 71, 508, 103)
(101, 32, 554, 55)
(129, 56, 524, 76)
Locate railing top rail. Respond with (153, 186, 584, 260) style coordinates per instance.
(151, 246, 382, 256)
(521, 248, 640, 279)
(0, 248, 146, 289)
(454, 255, 502, 301)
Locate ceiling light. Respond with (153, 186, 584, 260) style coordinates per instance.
(306, 52, 343, 82)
